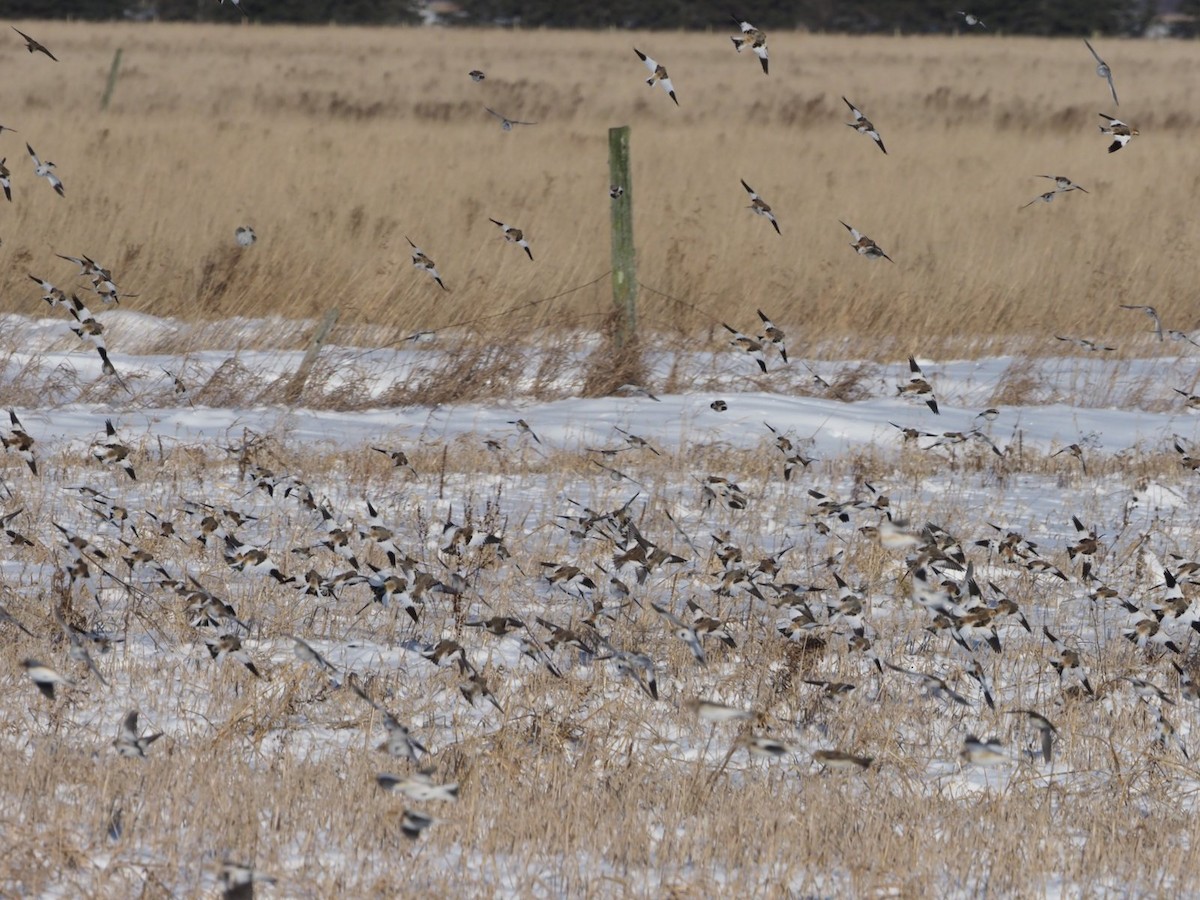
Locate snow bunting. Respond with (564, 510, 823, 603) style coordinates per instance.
(730, 17, 768, 74)
(406, 236, 447, 290)
(468, 69, 485, 82)
(1038, 174, 1088, 194)
(204, 633, 262, 678)
(633, 48, 678, 106)
(961, 734, 1007, 767)
(684, 698, 756, 723)
(840, 220, 893, 262)
(113, 710, 163, 759)
(812, 750, 873, 771)
(489, 219, 533, 260)
(740, 179, 780, 234)
(12, 27, 57, 61)
(92, 419, 136, 480)
(235, 225, 256, 247)
(1084, 39, 1118, 106)
(1020, 191, 1058, 210)
(897, 355, 939, 414)
(1119, 304, 1162, 341)
(26, 143, 63, 196)
(22, 659, 75, 700)
(484, 106, 536, 131)
(1098, 113, 1137, 153)
(1009, 710, 1057, 764)
(957, 11, 986, 28)
(377, 772, 459, 803)
(219, 862, 273, 899)
(400, 809, 436, 840)
(2, 409, 36, 475)
(843, 97, 887, 154)
(1043, 626, 1094, 695)
(0, 158, 10, 202)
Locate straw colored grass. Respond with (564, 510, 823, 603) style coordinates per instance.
(0, 23, 1196, 356)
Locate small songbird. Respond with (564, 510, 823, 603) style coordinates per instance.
(730, 17, 768, 74)
(840, 221, 893, 262)
(12, 27, 57, 61)
(218, 0, 251, 18)
(740, 179, 780, 235)
(1098, 113, 1138, 153)
(1119, 304, 1163, 341)
(26, 143, 63, 197)
(484, 106, 536, 131)
(843, 97, 887, 154)
(2, 409, 37, 475)
(400, 809, 437, 840)
(1020, 191, 1058, 210)
(489, 219, 533, 260)
(468, 69, 485, 82)
(1038, 174, 1088, 194)
(633, 48, 678, 106)
(898, 355, 940, 414)
(1084, 39, 1118, 106)
(219, 862, 274, 899)
(204, 633, 262, 678)
(957, 11, 986, 28)
(113, 710, 163, 759)
(235, 225, 256, 247)
(0, 158, 10, 202)
(92, 419, 136, 480)
(406, 236, 447, 290)
(22, 659, 75, 700)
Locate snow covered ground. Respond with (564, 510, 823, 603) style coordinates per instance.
(3, 312, 1200, 896)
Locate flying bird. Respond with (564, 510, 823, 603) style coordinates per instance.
(235, 225, 256, 247)
(218, 0, 250, 18)
(840, 221, 893, 262)
(0, 158, 10, 202)
(484, 106, 536, 131)
(26, 143, 63, 197)
(22, 659, 75, 700)
(468, 69, 485, 82)
(730, 17, 768, 74)
(12, 27, 56, 61)
(740, 179, 780, 234)
(1119, 304, 1163, 341)
(488, 219, 533, 260)
(957, 11, 986, 28)
(1038, 174, 1088, 193)
(633, 49, 678, 106)
(1084, 39, 1118, 106)
(406, 236, 447, 290)
(1098, 114, 1138, 153)
(843, 97, 887, 154)
(1020, 191, 1058, 210)
(113, 710, 163, 759)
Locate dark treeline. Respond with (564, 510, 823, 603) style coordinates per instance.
(0, 0, 1174, 35)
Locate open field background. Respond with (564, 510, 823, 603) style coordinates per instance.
(0, 23, 1198, 357)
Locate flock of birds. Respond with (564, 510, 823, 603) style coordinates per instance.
(0, 10, 1194, 896)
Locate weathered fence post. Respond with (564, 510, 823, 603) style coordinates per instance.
(608, 125, 636, 348)
(100, 48, 123, 111)
(285, 308, 340, 404)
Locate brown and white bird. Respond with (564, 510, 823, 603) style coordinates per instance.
(840, 221, 893, 262)
(740, 179, 780, 235)
(468, 69, 485, 82)
(1119, 304, 1163, 341)
(26, 143, 63, 196)
(1098, 114, 1137, 153)
(406, 236, 447, 290)
(1084, 39, 1118, 106)
(12, 27, 56, 61)
(92, 419, 136, 480)
(22, 659, 75, 700)
(204, 634, 262, 679)
(633, 48, 678, 106)
(484, 106, 536, 131)
(898, 356, 940, 414)
(489, 219, 533, 260)
(2, 409, 36, 475)
(730, 17, 768, 74)
(1020, 191, 1058, 210)
(843, 97, 887, 154)
(0, 158, 10, 202)
(1038, 174, 1089, 194)
(113, 710, 163, 759)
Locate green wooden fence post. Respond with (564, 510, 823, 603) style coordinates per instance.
(100, 48, 123, 111)
(608, 126, 636, 348)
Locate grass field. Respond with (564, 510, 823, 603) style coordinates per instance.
(5, 22, 1200, 898)
(1, 23, 1198, 356)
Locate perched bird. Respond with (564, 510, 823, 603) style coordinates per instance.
(730, 17, 768, 74)
(113, 710, 163, 759)
(406, 236, 447, 290)
(26, 143, 63, 196)
(840, 221, 893, 262)
(235, 225, 256, 247)
(843, 97, 887, 154)
(1038, 174, 1088, 194)
(1084, 39, 1118, 106)
(1098, 113, 1138, 153)
(957, 11, 986, 28)
(1119, 305, 1163, 341)
(740, 179, 780, 235)
(489, 219, 533, 260)
(468, 69, 485, 82)
(22, 659, 75, 700)
(12, 27, 57, 61)
(633, 49, 678, 106)
(484, 106, 536, 131)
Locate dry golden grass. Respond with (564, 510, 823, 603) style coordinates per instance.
(1, 428, 1200, 894)
(0, 23, 1197, 356)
